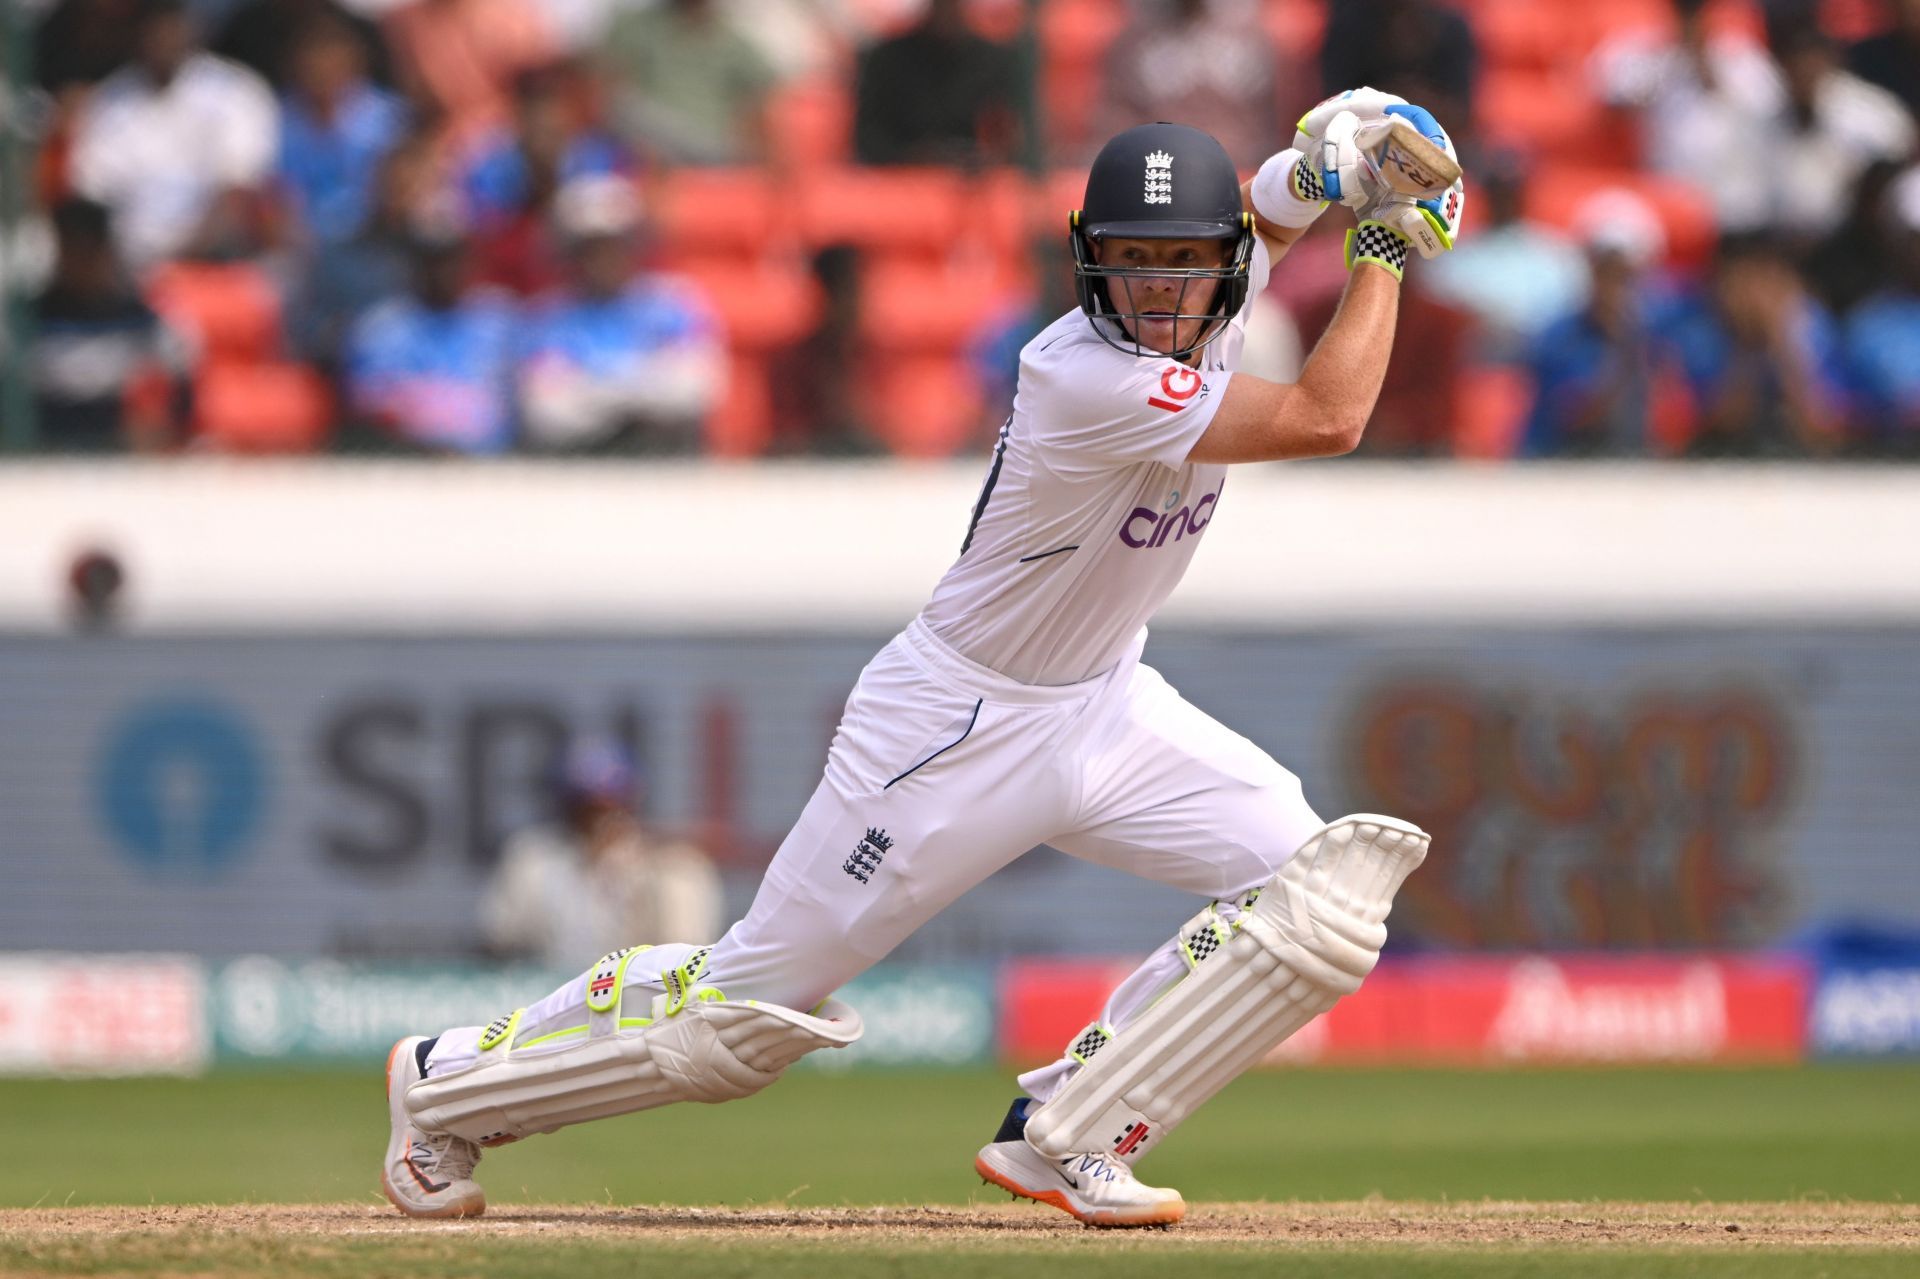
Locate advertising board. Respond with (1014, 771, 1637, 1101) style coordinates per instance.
(999, 954, 1810, 1066)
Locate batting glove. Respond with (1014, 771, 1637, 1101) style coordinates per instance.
(1392, 177, 1467, 259)
(1334, 104, 1468, 262)
(1345, 220, 1413, 280)
(1318, 109, 1377, 212)
(1292, 86, 1410, 154)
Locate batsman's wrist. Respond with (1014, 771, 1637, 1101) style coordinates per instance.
(1345, 220, 1410, 280)
(1250, 148, 1326, 229)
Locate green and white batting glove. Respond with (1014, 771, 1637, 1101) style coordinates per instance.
(1346, 169, 1466, 262)
(1292, 86, 1410, 154)
(1334, 104, 1467, 273)
(1344, 177, 1466, 278)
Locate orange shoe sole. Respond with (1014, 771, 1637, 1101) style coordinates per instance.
(380, 1038, 485, 1220)
(974, 1154, 1184, 1228)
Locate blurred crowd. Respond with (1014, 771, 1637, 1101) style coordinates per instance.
(3, 0, 1918, 459)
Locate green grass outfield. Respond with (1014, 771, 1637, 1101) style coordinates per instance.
(3, 1064, 1916, 1277)
(6, 1063, 1917, 1206)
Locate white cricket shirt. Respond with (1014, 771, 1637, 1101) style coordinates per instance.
(919, 238, 1271, 685)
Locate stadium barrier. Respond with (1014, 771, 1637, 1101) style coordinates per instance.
(0, 952, 207, 1076)
(2, 460, 1918, 631)
(0, 954, 992, 1076)
(13, 940, 1920, 1077)
(999, 954, 1814, 1067)
(1807, 926, 1920, 1057)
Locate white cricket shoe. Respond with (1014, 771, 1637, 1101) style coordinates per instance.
(381, 1036, 486, 1218)
(975, 1138, 1185, 1228)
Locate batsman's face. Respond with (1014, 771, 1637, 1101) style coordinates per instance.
(1095, 237, 1227, 356)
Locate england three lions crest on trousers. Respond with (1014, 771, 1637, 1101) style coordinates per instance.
(843, 827, 894, 884)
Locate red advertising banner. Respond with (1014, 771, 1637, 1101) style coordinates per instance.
(0, 954, 208, 1075)
(1000, 954, 1810, 1067)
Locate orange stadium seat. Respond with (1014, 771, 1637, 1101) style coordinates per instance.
(1260, 0, 1327, 62)
(1043, 57, 1106, 159)
(1039, 0, 1128, 153)
(1044, 168, 1089, 226)
(868, 354, 985, 457)
(795, 167, 965, 255)
(1478, 68, 1633, 166)
(147, 262, 283, 363)
(860, 258, 1024, 353)
(766, 76, 852, 169)
(1525, 165, 1719, 270)
(1706, 0, 1767, 44)
(966, 0, 1028, 42)
(1578, 0, 1766, 47)
(675, 258, 822, 352)
(1455, 363, 1532, 459)
(1581, 0, 1675, 46)
(193, 361, 332, 453)
(1039, 0, 1128, 65)
(1819, 0, 1890, 41)
(973, 168, 1044, 256)
(651, 168, 785, 258)
(708, 355, 773, 458)
(1473, 0, 1569, 72)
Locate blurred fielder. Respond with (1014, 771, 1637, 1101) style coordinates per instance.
(384, 89, 1466, 1227)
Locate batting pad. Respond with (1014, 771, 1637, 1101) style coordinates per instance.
(406, 951, 862, 1144)
(1023, 815, 1428, 1163)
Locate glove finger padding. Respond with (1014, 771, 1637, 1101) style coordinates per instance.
(1318, 110, 1377, 210)
(1292, 86, 1409, 153)
(1391, 179, 1466, 258)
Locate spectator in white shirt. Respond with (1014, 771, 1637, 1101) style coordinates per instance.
(1767, 19, 1916, 245)
(70, 0, 279, 271)
(1593, 0, 1783, 233)
(480, 739, 725, 972)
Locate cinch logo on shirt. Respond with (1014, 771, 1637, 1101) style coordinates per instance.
(1119, 478, 1224, 549)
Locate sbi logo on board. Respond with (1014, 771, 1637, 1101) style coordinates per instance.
(95, 697, 268, 876)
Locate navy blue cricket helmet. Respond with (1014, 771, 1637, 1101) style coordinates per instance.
(1070, 122, 1254, 361)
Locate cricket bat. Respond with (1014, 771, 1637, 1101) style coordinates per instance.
(1357, 115, 1461, 199)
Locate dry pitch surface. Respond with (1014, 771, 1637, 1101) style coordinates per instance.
(7, 1202, 1919, 1278)
(3, 1200, 1918, 1247)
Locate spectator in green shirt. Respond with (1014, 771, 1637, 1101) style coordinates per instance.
(601, 0, 777, 165)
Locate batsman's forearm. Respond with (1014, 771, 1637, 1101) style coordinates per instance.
(1185, 255, 1403, 464)
(1293, 264, 1401, 448)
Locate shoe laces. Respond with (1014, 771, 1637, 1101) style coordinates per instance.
(413, 1129, 480, 1182)
(1059, 1151, 1129, 1186)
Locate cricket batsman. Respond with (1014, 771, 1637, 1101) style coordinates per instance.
(382, 90, 1466, 1227)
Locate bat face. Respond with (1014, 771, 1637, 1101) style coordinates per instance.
(1365, 116, 1462, 200)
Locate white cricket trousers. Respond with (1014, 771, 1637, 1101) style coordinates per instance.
(427, 618, 1325, 1098)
